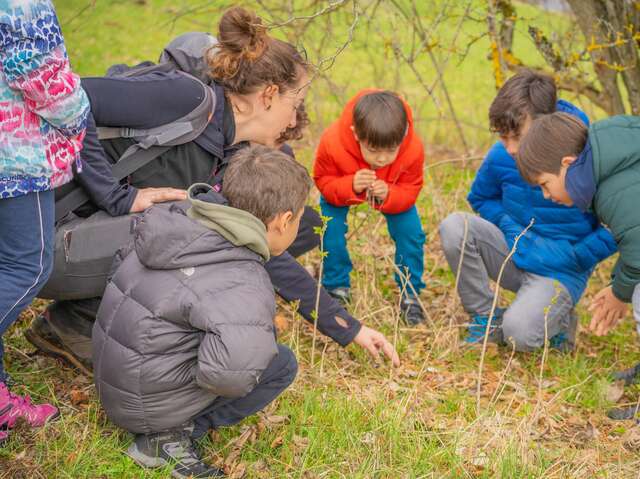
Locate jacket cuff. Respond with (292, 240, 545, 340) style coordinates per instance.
(99, 185, 138, 216)
(611, 279, 634, 303)
(330, 312, 362, 347)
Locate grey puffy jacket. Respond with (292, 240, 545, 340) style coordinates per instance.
(92, 192, 278, 434)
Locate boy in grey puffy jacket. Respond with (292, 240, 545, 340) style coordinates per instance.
(92, 146, 312, 478)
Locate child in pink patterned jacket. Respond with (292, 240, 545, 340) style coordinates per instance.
(0, 0, 89, 445)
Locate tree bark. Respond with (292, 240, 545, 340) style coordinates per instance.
(565, 0, 627, 115)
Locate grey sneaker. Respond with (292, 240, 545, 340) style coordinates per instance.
(612, 362, 640, 386)
(607, 405, 640, 421)
(400, 296, 425, 325)
(549, 310, 579, 353)
(126, 428, 225, 478)
(327, 287, 351, 307)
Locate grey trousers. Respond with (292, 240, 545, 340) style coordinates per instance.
(439, 212, 575, 352)
(633, 286, 640, 335)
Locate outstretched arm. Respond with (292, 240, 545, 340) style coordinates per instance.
(265, 252, 399, 365)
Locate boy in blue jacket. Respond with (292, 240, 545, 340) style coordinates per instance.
(438, 71, 616, 351)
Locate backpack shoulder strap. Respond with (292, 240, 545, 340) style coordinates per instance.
(54, 145, 172, 223)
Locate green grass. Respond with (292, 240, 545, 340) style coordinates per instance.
(2, 1, 640, 478)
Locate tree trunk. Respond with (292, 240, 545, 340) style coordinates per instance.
(565, 0, 626, 115)
(602, 0, 640, 115)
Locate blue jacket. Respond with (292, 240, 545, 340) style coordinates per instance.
(468, 100, 617, 303)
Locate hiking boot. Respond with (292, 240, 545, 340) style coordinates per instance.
(327, 287, 351, 307)
(549, 310, 578, 352)
(126, 428, 225, 478)
(0, 382, 59, 429)
(400, 296, 425, 325)
(607, 405, 640, 421)
(465, 308, 506, 344)
(612, 362, 640, 386)
(24, 314, 93, 376)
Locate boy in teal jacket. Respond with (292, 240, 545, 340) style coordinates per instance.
(517, 112, 640, 419)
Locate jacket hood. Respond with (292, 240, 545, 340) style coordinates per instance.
(134, 185, 267, 270)
(566, 141, 596, 212)
(159, 32, 218, 85)
(556, 99, 590, 126)
(590, 115, 640, 184)
(187, 183, 270, 261)
(337, 89, 418, 159)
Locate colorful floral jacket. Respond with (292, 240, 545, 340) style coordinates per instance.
(0, 0, 89, 199)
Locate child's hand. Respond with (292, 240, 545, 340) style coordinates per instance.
(588, 286, 629, 336)
(369, 179, 389, 202)
(353, 169, 377, 194)
(353, 325, 401, 367)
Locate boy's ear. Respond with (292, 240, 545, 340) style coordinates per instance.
(282, 210, 294, 229)
(350, 125, 360, 143)
(561, 155, 578, 168)
(271, 211, 294, 233)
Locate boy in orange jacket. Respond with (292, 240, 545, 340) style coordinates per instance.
(313, 90, 426, 324)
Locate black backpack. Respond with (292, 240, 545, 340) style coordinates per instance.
(54, 32, 218, 223)
(40, 33, 219, 300)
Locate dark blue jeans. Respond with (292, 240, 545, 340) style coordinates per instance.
(0, 190, 55, 382)
(320, 196, 426, 294)
(191, 344, 298, 439)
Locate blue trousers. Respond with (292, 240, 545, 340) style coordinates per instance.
(320, 196, 426, 294)
(0, 190, 54, 382)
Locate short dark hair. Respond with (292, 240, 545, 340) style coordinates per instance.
(517, 112, 587, 184)
(353, 91, 407, 149)
(222, 145, 312, 225)
(489, 70, 557, 136)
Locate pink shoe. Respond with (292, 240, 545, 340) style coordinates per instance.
(0, 382, 59, 429)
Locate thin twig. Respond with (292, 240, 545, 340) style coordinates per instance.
(476, 218, 535, 414)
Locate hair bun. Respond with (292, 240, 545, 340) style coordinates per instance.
(218, 7, 268, 61)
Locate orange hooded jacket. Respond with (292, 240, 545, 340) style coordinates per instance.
(313, 89, 424, 215)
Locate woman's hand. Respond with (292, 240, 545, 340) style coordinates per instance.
(129, 187, 187, 213)
(353, 325, 400, 367)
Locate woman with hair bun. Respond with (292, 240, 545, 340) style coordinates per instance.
(29, 7, 399, 463)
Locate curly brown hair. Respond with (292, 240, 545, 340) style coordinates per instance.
(208, 7, 309, 96)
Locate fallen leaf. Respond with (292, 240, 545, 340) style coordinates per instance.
(69, 389, 89, 406)
(273, 314, 289, 334)
(361, 432, 375, 445)
(229, 462, 247, 479)
(293, 435, 310, 448)
(388, 381, 401, 392)
(270, 436, 284, 449)
(606, 380, 625, 403)
(264, 415, 288, 426)
(470, 451, 489, 467)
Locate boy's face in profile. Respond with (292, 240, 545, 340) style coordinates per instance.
(266, 208, 304, 256)
(358, 141, 401, 170)
(500, 115, 532, 157)
(534, 156, 576, 206)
